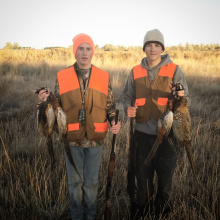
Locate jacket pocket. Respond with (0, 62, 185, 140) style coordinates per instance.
(157, 97, 168, 106)
(135, 98, 146, 106)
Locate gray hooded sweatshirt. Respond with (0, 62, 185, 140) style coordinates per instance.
(123, 54, 189, 135)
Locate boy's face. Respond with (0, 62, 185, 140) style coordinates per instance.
(75, 43, 93, 69)
(144, 42, 163, 63)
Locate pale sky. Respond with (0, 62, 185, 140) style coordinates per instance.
(0, 0, 219, 49)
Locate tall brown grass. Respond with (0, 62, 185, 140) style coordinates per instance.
(0, 48, 219, 219)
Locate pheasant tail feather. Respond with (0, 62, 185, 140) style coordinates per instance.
(46, 138, 55, 169)
(144, 137, 161, 166)
(63, 137, 80, 177)
(184, 140, 197, 180)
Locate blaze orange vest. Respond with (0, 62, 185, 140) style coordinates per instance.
(57, 65, 109, 142)
(133, 63, 177, 122)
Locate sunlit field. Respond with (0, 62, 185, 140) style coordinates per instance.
(0, 48, 219, 219)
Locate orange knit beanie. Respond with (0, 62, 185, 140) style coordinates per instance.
(72, 33, 95, 58)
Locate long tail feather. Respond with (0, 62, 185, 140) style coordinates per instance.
(63, 137, 81, 178)
(144, 126, 164, 166)
(46, 138, 55, 169)
(144, 137, 161, 166)
(184, 140, 198, 182)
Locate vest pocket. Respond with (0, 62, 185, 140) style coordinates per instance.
(65, 107, 85, 141)
(68, 123, 79, 131)
(89, 103, 106, 123)
(67, 129, 85, 142)
(90, 90, 107, 121)
(157, 97, 168, 106)
(86, 114, 108, 140)
(94, 122, 109, 132)
(135, 98, 146, 106)
(135, 98, 150, 122)
(86, 90, 108, 140)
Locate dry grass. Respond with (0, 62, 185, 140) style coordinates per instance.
(0, 49, 219, 219)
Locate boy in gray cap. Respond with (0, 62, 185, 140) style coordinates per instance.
(123, 29, 189, 219)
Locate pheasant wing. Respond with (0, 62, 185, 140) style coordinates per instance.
(56, 106, 68, 140)
(144, 110, 173, 166)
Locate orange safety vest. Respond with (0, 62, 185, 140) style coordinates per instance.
(133, 63, 177, 122)
(57, 65, 109, 142)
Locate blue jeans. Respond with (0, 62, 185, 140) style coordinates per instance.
(65, 145, 103, 220)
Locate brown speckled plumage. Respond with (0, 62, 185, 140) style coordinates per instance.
(144, 85, 197, 181)
(37, 92, 79, 176)
(172, 96, 197, 180)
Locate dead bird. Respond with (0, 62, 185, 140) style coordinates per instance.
(36, 88, 79, 175)
(144, 83, 197, 181)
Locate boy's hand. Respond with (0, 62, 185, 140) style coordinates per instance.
(36, 87, 50, 102)
(127, 106, 138, 118)
(110, 120, 121, 134)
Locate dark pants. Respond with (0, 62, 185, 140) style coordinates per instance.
(127, 130, 177, 219)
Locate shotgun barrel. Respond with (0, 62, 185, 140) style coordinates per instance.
(104, 109, 119, 220)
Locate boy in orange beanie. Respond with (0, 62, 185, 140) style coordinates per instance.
(38, 33, 121, 220)
(72, 33, 95, 58)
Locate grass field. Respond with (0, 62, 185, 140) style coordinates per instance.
(0, 48, 219, 219)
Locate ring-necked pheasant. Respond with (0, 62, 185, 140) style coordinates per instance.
(36, 88, 79, 175)
(144, 83, 197, 181)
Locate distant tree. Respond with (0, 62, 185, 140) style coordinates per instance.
(209, 44, 215, 50)
(185, 42, 190, 50)
(117, 45, 127, 51)
(95, 44, 100, 50)
(200, 43, 206, 51)
(102, 44, 117, 51)
(4, 42, 13, 49)
(127, 46, 142, 51)
(13, 42, 20, 49)
(214, 43, 220, 50)
(169, 46, 178, 51)
(185, 42, 193, 51)
(3, 42, 22, 49)
(178, 43, 183, 51)
(44, 46, 64, 50)
(134, 46, 142, 51)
